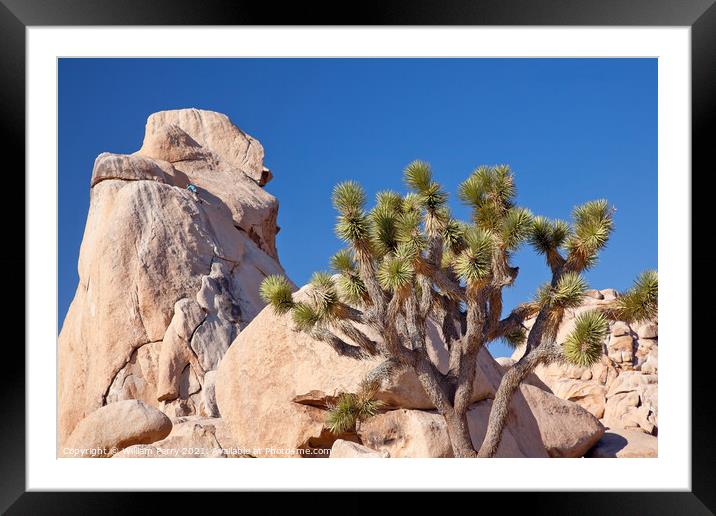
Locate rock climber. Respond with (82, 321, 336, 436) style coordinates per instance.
(187, 183, 200, 201)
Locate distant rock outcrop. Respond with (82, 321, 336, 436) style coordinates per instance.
(58, 109, 287, 446)
(501, 288, 658, 457)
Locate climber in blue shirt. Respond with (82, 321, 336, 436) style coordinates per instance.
(187, 183, 201, 202)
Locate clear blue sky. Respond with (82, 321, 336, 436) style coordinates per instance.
(59, 58, 657, 358)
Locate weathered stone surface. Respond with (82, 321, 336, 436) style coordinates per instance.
(521, 385, 605, 457)
(506, 292, 658, 437)
(330, 439, 389, 458)
(90, 152, 189, 188)
(610, 321, 632, 337)
(548, 379, 607, 419)
(636, 323, 658, 340)
(113, 416, 244, 458)
(586, 427, 658, 458)
(58, 110, 287, 446)
(63, 400, 172, 457)
(358, 409, 454, 458)
(138, 109, 279, 258)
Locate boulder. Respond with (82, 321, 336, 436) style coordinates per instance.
(636, 322, 658, 340)
(520, 385, 605, 457)
(62, 400, 172, 457)
(358, 409, 454, 458)
(586, 428, 658, 458)
(548, 379, 607, 419)
(330, 439, 389, 458)
(113, 416, 246, 458)
(58, 109, 287, 444)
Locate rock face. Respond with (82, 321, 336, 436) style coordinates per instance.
(215, 283, 604, 458)
(58, 109, 287, 446)
(114, 416, 245, 458)
(508, 289, 658, 439)
(330, 440, 389, 458)
(62, 400, 172, 457)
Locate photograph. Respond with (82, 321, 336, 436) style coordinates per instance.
(57, 57, 658, 460)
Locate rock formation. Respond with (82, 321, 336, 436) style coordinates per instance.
(499, 288, 658, 457)
(58, 109, 287, 446)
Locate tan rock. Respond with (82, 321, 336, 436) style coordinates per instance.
(600, 288, 619, 300)
(58, 110, 287, 444)
(610, 321, 632, 337)
(586, 428, 658, 458)
(62, 400, 171, 457)
(549, 379, 607, 419)
(608, 334, 634, 364)
(636, 322, 658, 339)
(358, 409, 454, 458)
(113, 416, 245, 458)
(521, 385, 605, 457)
(467, 398, 548, 457)
(330, 439, 389, 458)
(138, 109, 279, 258)
(584, 289, 604, 300)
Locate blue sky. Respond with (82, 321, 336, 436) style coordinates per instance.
(58, 58, 657, 358)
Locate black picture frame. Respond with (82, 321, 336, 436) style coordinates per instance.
(2, 0, 710, 513)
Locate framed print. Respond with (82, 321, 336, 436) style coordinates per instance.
(2, 0, 713, 512)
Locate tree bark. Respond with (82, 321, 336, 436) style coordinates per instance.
(445, 410, 477, 458)
(477, 346, 555, 457)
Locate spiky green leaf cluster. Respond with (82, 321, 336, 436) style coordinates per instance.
(458, 165, 516, 231)
(500, 207, 534, 251)
(565, 199, 614, 270)
(530, 216, 570, 256)
(563, 311, 609, 367)
(452, 227, 495, 285)
(552, 272, 588, 308)
(534, 272, 587, 309)
(292, 302, 321, 331)
(309, 272, 339, 314)
(403, 161, 448, 212)
(330, 249, 356, 274)
(377, 256, 415, 292)
(369, 205, 400, 257)
(332, 181, 366, 214)
(325, 382, 384, 435)
(259, 275, 294, 314)
(442, 218, 467, 253)
(336, 274, 368, 305)
(375, 190, 403, 212)
(614, 270, 658, 323)
(335, 213, 370, 244)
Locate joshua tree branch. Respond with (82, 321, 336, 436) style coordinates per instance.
(310, 327, 372, 360)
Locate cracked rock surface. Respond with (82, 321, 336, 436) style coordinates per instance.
(58, 109, 289, 446)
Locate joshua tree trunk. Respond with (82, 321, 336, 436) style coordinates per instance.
(445, 410, 477, 458)
(478, 345, 555, 457)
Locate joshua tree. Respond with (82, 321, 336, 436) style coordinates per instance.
(260, 162, 657, 458)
